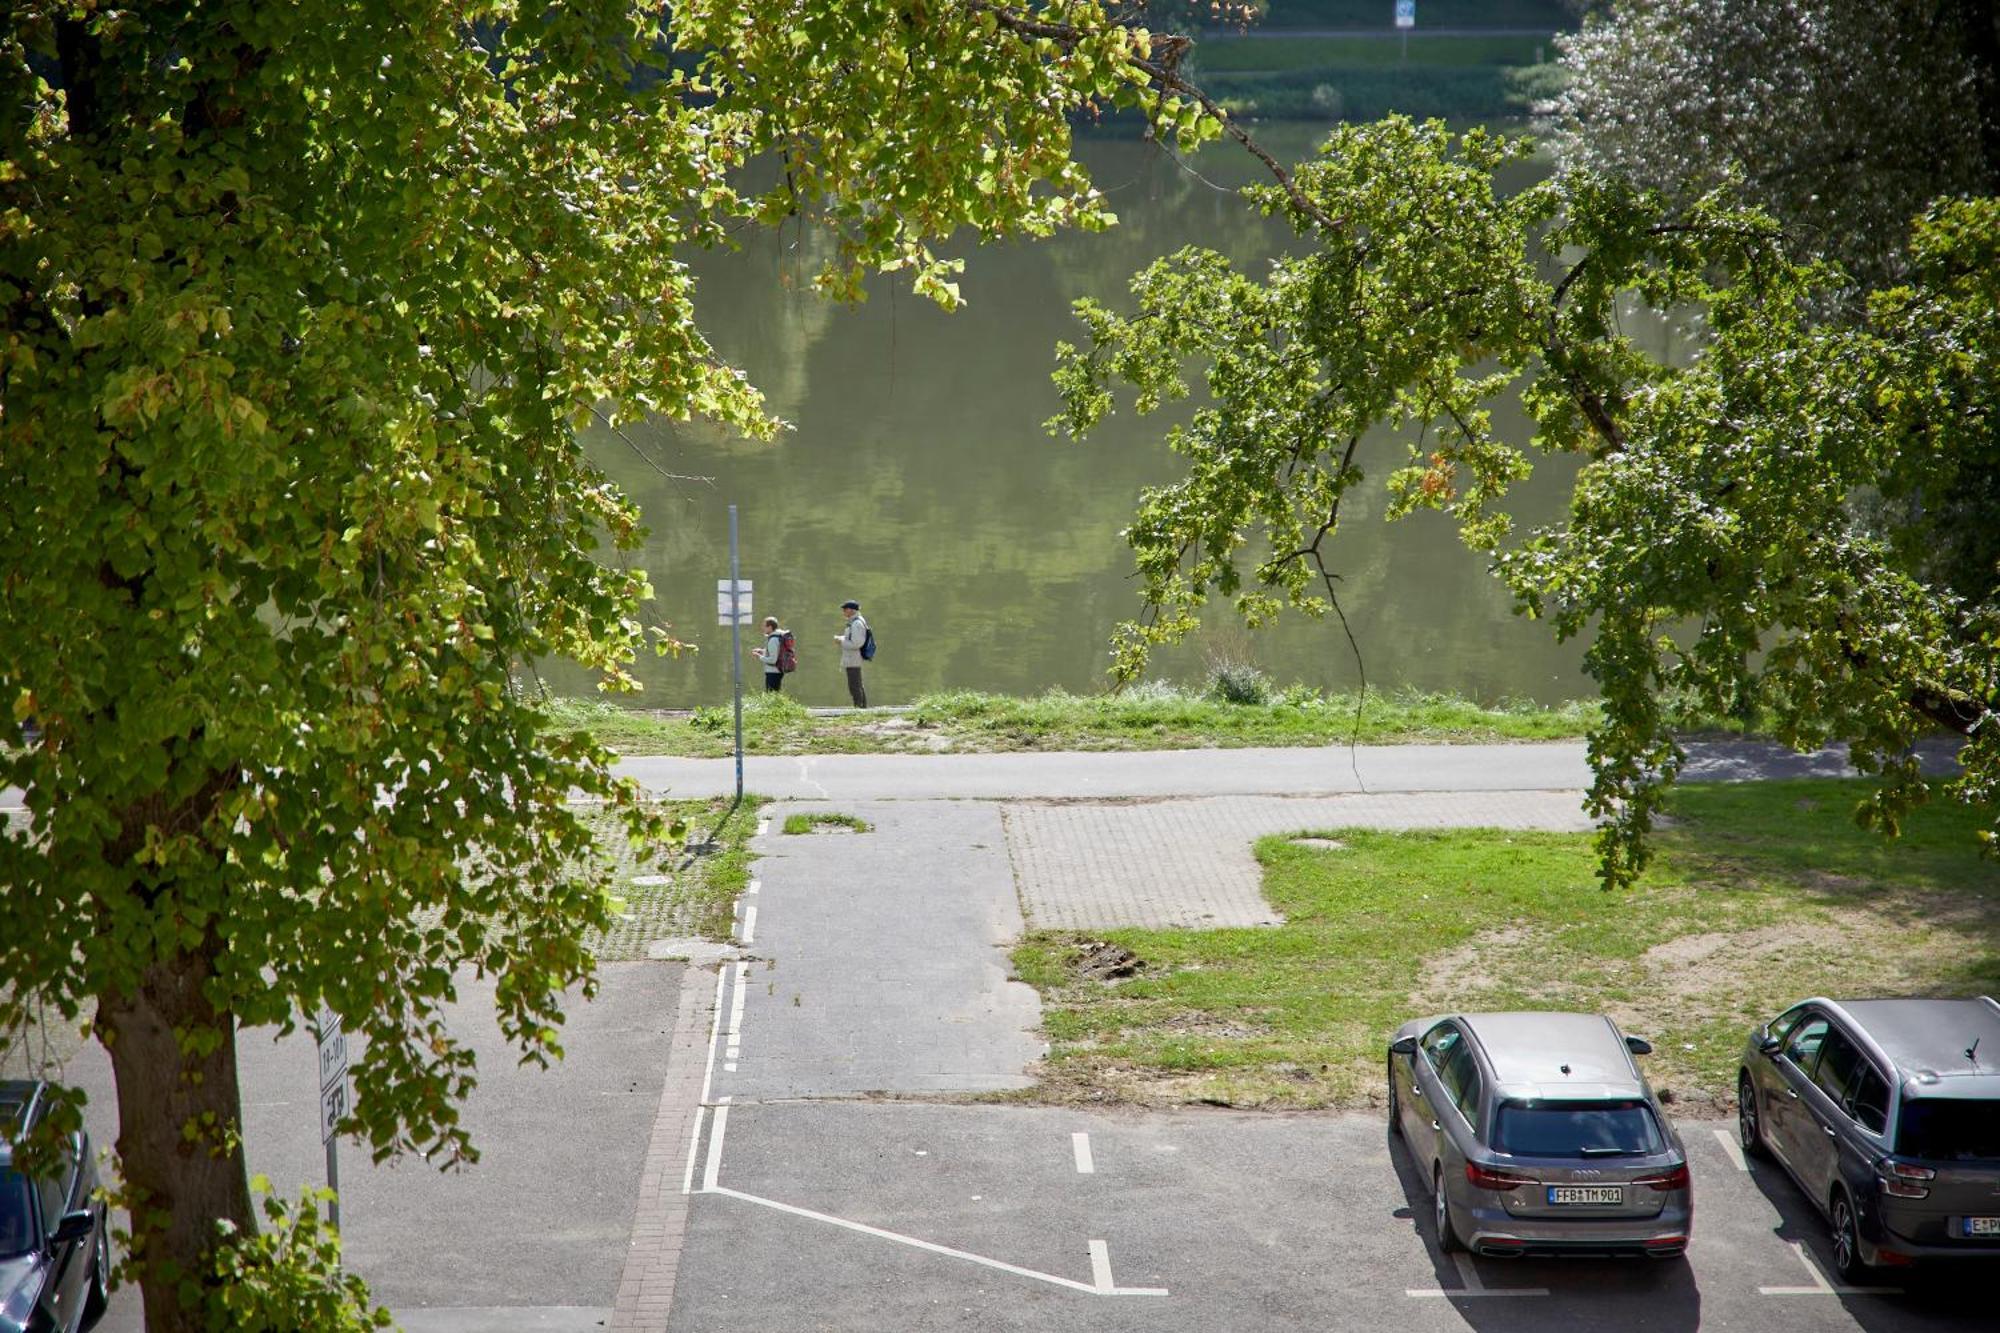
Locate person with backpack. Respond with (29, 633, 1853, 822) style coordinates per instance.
(751, 616, 797, 693)
(835, 598, 874, 708)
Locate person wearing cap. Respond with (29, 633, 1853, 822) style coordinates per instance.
(835, 599, 870, 708)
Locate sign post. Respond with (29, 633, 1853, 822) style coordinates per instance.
(1395, 0, 1414, 61)
(717, 507, 749, 802)
(314, 1006, 349, 1239)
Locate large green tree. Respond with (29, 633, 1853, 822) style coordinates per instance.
(0, 2, 1202, 1326)
(1054, 118, 1998, 886)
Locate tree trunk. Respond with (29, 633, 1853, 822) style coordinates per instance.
(96, 929, 255, 1333)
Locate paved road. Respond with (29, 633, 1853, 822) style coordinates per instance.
(613, 737, 1958, 803)
(78, 964, 683, 1333)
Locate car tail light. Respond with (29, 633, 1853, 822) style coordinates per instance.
(1878, 1160, 1934, 1199)
(1465, 1162, 1534, 1191)
(1633, 1164, 1691, 1192)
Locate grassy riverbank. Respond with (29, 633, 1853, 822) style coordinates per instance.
(543, 685, 1605, 757)
(1010, 780, 2000, 1113)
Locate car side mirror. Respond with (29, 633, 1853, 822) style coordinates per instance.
(50, 1209, 93, 1248)
(1624, 1035, 1654, 1056)
(1389, 1035, 1418, 1056)
(1758, 1033, 1783, 1055)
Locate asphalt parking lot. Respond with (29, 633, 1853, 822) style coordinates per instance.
(667, 1100, 1986, 1332)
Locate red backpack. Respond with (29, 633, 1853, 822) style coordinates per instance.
(776, 630, 798, 673)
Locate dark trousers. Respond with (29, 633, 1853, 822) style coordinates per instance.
(845, 666, 867, 708)
(764, 671, 783, 693)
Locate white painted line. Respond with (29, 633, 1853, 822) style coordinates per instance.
(1757, 1242, 1901, 1297)
(681, 1106, 707, 1195)
(747, 877, 760, 895)
(1713, 1127, 1749, 1173)
(1072, 1133, 1095, 1174)
(1405, 1255, 1548, 1298)
(1089, 1240, 1113, 1292)
(724, 1062, 737, 1072)
(629, 874, 670, 886)
(709, 1187, 1168, 1296)
(697, 966, 727, 1107)
(726, 961, 748, 1046)
(741, 904, 758, 945)
(701, 1104, 729, 1193)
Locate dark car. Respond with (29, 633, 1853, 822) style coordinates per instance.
(1388, 1011, 1693, 1258)
(1738, 995, 2000, 1281)
(0, 1081, 109, 1333)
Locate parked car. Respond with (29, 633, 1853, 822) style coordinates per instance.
(1737, 995, 2000, 1281)
(1387, 1011, 1692, 1258)
(0, 1081, 109, 1333)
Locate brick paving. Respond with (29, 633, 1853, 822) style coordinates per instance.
(610, 963, 719, 1332)
(1001, 789, 1594, 930)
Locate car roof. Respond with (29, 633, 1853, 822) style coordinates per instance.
(0, 1080, 42, 1165)
(1458, 1011, 1645, 1099)
(1824, 996, 2000, 1089)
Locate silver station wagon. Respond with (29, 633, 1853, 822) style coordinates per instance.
(1738, 995, 2000, 1281)
(1388, 1011, 1693, 1258)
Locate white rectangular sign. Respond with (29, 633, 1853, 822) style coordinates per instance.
(319, 1077, 347, 1146)
(315, 1007, 348, 1090)
(1395, 0, 1415, 28)
(717, 578, 752, 624)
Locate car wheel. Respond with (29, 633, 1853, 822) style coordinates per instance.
(82, 1220, 110, 1324)
(1387, 1058, 1402, 1138)
(1831, 1193, 1869, 1285)
(1433, 1165, 1462, 1254)
(1737, 1073, 1769, 1159)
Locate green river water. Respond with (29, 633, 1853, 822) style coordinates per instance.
(544, 124, 1649, 711)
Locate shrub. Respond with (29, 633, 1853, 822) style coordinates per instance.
(1205, 660, 1273, 705)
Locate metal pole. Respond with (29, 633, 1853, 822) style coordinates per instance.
(728, 504, 744, 802)
(326, 1136, 341, 1238)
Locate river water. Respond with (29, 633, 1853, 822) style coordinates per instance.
(543, 124, 1608, 710)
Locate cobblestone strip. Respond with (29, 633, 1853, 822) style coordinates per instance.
(1003, 790, 1593, 931)
(610, 962, 717, 1332)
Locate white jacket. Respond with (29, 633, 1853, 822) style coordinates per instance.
(837, 614, 869, 668)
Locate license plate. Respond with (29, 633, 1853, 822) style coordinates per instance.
(1548, 1186, 1623, 1205)
(1966, 1217, 2000, 1238)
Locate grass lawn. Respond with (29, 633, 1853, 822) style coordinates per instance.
(782, 811, 873, 835)
(1011, 780, 2000, 1113)
(542, 686, 1603, 758)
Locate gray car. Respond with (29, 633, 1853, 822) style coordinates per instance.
(1388, 1011, 1693, 1258)
(1738, 995, 2000, 1281)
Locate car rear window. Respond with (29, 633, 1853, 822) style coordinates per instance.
(1895, 1099, 2000, 1161)
(1492, 1100, 1665, 1158)
(0, 1169, 33, 1257)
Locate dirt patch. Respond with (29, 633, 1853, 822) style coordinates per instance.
(1406, 925, 1538, 1011)
(1073, 940, 1145, 982)
(1291, 837, 1347, 851)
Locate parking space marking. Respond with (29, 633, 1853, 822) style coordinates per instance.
(701, 1102, 731, 1193)
(741, 903, 758, 945)
(1712, 1128, 1749, 1173)
(757, 819, 770, 836)
(1072, 1133, 1095, 1174)
(747, 877, 760, 895)
(704, 1185, 1169, 1297)
(1406, 1255, 1549, 1299)
(724, 960, 748, 1063)
(1757, 1241, 1902, 1297)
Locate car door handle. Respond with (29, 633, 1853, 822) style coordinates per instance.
(1823, 1125, 1838, 1137)
(1411, 1082, 1425, 1098)
(1431, 1121, 1441, 1132)
(1785, 1089, 1800, 1099)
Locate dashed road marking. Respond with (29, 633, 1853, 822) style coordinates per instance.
(1406, 1254, 1549, 1299)
(1072, 1133, 1095, 1174)
(741, 903, 758, 945)
(1713, 1127, 1749, 1173)
(701, 1101, 730, 1193)
(747, 877, 761, 895)
(1758, 1241, 1901, 1297)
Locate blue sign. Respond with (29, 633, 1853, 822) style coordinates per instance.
(1395, 0, 1416, 28)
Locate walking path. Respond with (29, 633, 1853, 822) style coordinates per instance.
(610, 735, 1956, 803)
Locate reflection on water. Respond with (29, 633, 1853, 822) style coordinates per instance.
(543, 124, 1651, 710)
